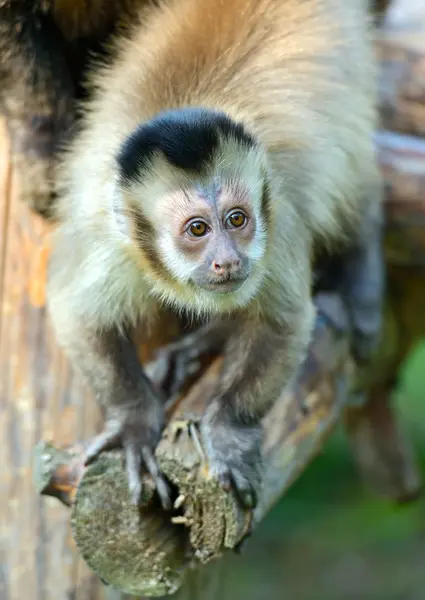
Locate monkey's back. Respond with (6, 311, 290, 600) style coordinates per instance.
(88, 0, 375, 127)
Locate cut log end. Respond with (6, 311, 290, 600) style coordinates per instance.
(72, 453, 189, 597)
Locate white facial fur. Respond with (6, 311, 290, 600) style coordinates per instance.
(117, 138, 270, 316)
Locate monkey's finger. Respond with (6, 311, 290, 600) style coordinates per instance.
(84, 430, 121, 466)
(124, 443, 143, 505)
(141, 446, 172, 511)
(229, 470, 257, 509)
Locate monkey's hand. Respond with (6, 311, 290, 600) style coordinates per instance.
(84, 401, 171, 510)
(200, 404, 262, 510)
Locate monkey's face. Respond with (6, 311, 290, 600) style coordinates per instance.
(116, 107, 270, 312)
(154, 177, 265, 295)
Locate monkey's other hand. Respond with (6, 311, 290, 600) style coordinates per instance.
(200, 406, 263, 509)
(84, 404, 171, 510)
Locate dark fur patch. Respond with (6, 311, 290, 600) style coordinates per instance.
(260, 179, 272, 228)
(129, 205, 171, 281)
(117, 107, 256, 183)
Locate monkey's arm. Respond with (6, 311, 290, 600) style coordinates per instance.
(47, 305, 171, 508)
(200, 305, 315, 508)
(0, 1, 75, 217)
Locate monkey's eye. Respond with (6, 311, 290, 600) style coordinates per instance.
(226, 211, 247, 229)
(187, 220, 209, 237)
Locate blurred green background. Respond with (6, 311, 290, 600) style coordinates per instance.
(218, 342, 425, 600)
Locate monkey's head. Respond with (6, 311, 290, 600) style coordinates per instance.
(115, 107, 270, 314)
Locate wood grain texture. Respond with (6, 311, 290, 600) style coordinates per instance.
(0, 115, 106, 600)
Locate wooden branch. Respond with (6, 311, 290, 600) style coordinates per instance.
(33, 306, 351, 596)
(377, 41, 425, 137)
(33, 286, 423, 597)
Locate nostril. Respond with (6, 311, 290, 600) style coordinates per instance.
(212, 260, 241, 274)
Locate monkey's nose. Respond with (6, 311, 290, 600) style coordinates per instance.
(212, 259, 241, 276)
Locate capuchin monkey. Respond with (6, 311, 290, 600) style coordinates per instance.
(47, 0, 384, 510)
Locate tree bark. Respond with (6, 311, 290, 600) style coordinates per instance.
(0, 116, 104, 600)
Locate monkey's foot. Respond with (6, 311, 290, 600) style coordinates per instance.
(315, 290, 382, 365)
(200, 415, 262, 510)
(84, 411, 171, 511)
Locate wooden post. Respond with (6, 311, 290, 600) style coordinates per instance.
(0, 116, 107, 599)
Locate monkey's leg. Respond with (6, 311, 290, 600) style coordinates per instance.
(0, 2, 75, 218)
(340, 184, 384, 364)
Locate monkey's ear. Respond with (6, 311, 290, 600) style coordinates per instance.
(116, 107, 256, 184)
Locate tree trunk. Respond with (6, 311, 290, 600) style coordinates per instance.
(0, 115, 105, 600)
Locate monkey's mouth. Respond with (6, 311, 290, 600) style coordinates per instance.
(200, 276, 247, 293)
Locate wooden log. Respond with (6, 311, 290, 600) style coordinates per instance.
(0, 116, 107, 600)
